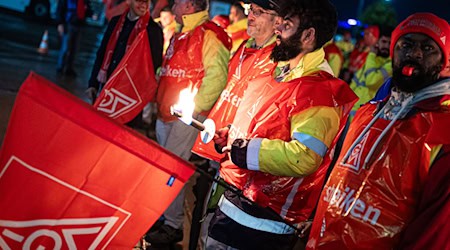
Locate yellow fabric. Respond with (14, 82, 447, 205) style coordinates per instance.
(162, 21, 177, 54)
(179, 11, 230, 113)
(227, 18, 248, 55)
(430, 144, 443, 167)
(244, 36, 277, 49)
(335, 40, 354, 54)
(180, 10, 209, 32)
(257, 49, 342, 177)
(259, 106, 342, 177)
(336, 40, 354, 70)
(328, 53, 343, 77)
(275, 48, 329, 82)
(350, 52, 392, 116)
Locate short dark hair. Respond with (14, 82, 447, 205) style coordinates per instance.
(231, 1, 245, 14)
(191, 0, 208, 11)
(160, 5, 173, 13)
(379, 25, 394, 39)
(278, 0, 338, 50)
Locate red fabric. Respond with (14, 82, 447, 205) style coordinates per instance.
(348, 47, 369, 74)
(0, 73, 194, 249)
(219, 71, 357, 223)
(390, 13, 450, 69)
(212, 15, 230, 29)
(76, 0, 86, 20)
(94, 31, 157, 124)
(365, 25, 380, 41)
(398, 145, 450, 250)
(230, 29, 250, 42)
(191, 42, 276, 161)
(98, 9, 150, 82)
(156, 21, 231, 122)
(307, 103, 450, 249)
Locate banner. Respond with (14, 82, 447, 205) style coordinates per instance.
(0, 73, 194, 249)
(94, 31, 157, 124)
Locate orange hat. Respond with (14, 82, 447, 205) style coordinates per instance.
(390, 13, 450, 69)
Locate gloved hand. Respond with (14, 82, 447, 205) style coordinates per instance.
(213, 126, 230, 154)
(230, 138, 251, 169)
(85, 87, 97, 104)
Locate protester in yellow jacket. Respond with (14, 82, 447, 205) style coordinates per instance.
(207, 0, 357, 249)
(226, 1, 250, 55)
(350, 26, 393, 118)
(324, 40, 344, 77)
(147, 0, 231, 246)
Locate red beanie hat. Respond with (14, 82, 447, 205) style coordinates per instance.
(365, 25, 380, 40)
(390, 13, 450, 69)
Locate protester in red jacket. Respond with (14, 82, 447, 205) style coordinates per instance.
(307, 12, 450, 249)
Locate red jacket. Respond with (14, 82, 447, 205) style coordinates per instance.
(220, 71, 356, 224)
(308, 95, 450, 249)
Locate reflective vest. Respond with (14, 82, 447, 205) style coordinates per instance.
(307, 100, 450, 249)
(192, 41, 277, 161)
(156, 21, 231, 122)
(220, 71, 357, 224)
(348, 46, 370, 74)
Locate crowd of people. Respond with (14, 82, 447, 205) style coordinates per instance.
(58, 0, 450, 249)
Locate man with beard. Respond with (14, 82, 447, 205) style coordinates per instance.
(190, 1, 281, 248)
(307, 13, 450, 249)
(205, 0, 357, 249)
(349, 25, 394, 119)
(146, 0, 231, 246)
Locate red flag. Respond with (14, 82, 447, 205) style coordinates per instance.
(94, 31, 157, 124)
(0, 73, 194, 249)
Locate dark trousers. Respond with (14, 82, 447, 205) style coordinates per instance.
(57, 24, 80, 71)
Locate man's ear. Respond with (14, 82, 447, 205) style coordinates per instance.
(274, 16, 283, 27)
(301, 27, 316, 51)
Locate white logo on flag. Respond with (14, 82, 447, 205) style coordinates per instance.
(0, 217, 118, 250)
(97, 88, 138, 118)
(96, 68, 142, 119)
(0, 156, 131, 249)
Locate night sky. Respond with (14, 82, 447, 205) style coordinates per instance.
(331, 0, 450, 23)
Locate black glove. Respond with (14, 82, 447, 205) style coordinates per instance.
(230, 138, 250, 169)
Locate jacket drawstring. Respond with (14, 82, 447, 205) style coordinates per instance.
(341, 78, 450, 168)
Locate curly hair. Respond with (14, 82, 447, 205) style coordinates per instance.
(278, 0, 337, 50)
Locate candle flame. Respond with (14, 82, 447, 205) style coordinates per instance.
(172, 87, 198, 125)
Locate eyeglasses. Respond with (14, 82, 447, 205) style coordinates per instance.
(248, 5, 276, 17)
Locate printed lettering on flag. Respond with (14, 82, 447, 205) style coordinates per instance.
(0, 73, 194, 249)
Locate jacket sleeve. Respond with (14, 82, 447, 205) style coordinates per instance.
(245, 106, 341, 177)
(398, 145, 450, 250)
(147, 19, 164, 73)
(194, 30, 230, 113)
(88, 16, 119, 90)
(360, 52, 392, 91)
